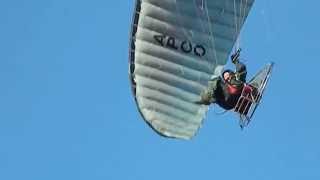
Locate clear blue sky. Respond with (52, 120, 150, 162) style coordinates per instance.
(0, 0, 319, 180)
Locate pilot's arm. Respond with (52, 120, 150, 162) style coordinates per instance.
(234, 61, 247, 82)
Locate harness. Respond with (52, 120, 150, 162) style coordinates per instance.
(226, 83, 242, 95)
(224, 72, 244, 95)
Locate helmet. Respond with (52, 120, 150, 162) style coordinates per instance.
(222, 69, 234, 77)
(222, 69, 235, 82)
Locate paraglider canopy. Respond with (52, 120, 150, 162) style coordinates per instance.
(129, 0, 255, 139)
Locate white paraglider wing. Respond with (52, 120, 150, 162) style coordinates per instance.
(129, 0, 255, 139)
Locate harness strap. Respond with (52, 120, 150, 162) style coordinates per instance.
(227, 84, 242, 95)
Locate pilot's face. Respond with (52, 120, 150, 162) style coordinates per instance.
(223, 72, 231, 81)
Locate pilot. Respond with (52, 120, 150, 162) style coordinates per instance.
(198, 49, 247, 110)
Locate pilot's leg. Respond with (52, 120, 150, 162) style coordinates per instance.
(197, 78, 218, 105)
